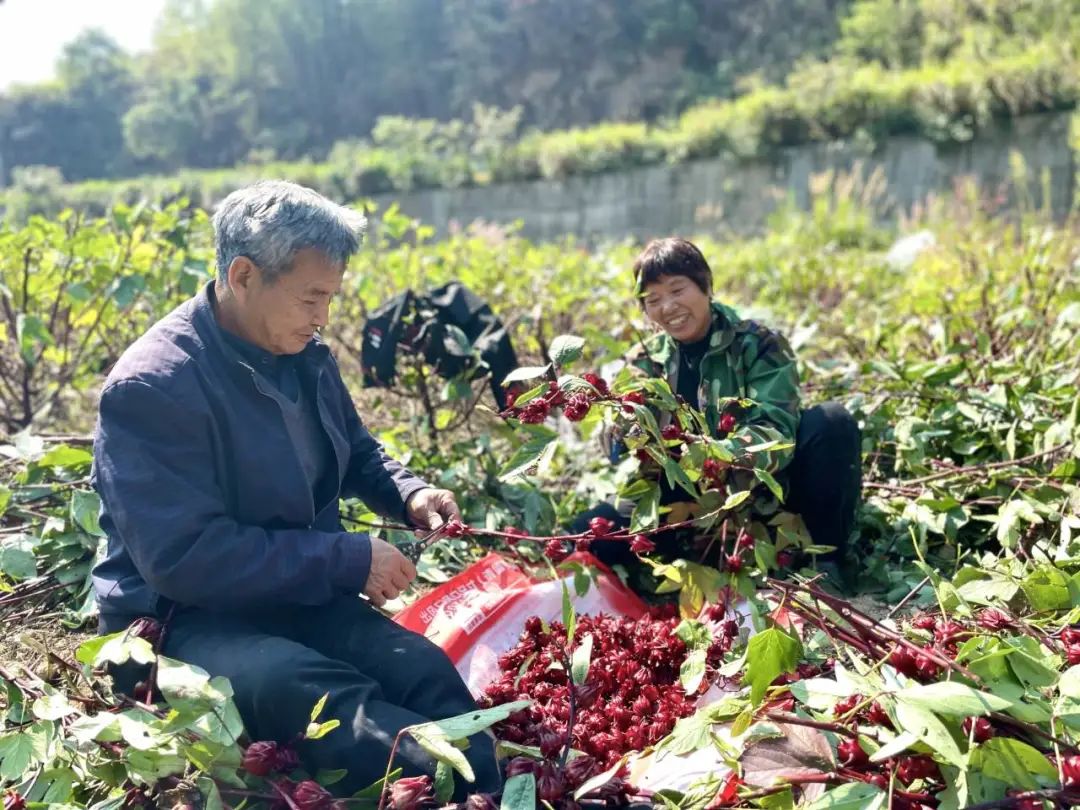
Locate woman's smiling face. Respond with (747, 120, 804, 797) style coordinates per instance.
(641, 274, 712, 343)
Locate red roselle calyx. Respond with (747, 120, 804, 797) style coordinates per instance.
(465, 795, 498, 810)
(629, 534, 656, 554)
(562, 755, 599, 787)
(388, 775, 434, 810)
(563, 393, 591, 422)
(483, 612, 696, 768)
(581, 373, 610, 397)
(242, 740, 280, 776)
(536, 764, 568, 803)
(976, 609, 1014, 631)
(896, 755, 941, 785)
(293, 780, 334, 810)
(837, 738, 869, 768)
(588, 517, 616, 538)
(962, 716, 994, 743)
(661, 424, 684, 441)
(441, 519, 468, 537)
(833, 694, 862, 718)
(544, 539, 570, 563)
(718, 412, 737, 434)
(1062, 755, 1080, 786)
(128, 616, 162, 646)
(910, 613, 938, 631)
(1061, 626, 1080, 646)
(4, 793, 26, 810)
(865, 701, 892, 729)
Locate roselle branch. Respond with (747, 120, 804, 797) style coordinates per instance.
(347, 505, 728, 546)
(768, 578, 980, 683)
(988, 711, 1080, 754)
(763, 712, 859, 739)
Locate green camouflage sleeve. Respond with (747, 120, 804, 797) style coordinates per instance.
(735, 331, 801, 473)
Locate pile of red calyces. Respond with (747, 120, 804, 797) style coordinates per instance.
(480, 612, 707, 770)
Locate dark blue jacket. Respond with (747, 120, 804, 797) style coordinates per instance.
(91, 282, 428, 621)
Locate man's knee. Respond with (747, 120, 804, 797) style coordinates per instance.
(800, 402, 860, 451)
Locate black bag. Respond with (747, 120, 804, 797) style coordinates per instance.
(360, 282, 520, 410)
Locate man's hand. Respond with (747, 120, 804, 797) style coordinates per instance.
(364, 537, 417, 607)
(405, 487, 462, 534)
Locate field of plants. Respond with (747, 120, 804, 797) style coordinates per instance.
(1, 178, 1079, 809)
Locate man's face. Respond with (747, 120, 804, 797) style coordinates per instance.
(230, 248, 344, 355)
(641, 274, 712, 343)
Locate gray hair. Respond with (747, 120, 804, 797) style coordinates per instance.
(212, 180, 367, 284)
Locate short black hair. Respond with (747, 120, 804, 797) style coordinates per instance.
(633, 237, 713, 299)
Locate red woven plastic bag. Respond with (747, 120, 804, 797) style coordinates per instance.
(395, 551, 647, 695)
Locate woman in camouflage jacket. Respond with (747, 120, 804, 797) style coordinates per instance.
(577, 237, 862, 575)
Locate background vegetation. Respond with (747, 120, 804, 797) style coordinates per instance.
(1, 0, 1078, 217)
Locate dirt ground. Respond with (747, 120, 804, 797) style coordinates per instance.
(0, 612, 98, 678)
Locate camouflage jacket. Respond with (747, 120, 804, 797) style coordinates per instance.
(628, 301, 801, 472)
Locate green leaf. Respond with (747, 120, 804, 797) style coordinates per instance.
(86, 633, 155, 667)
(0, 543, 37, 581)
(1058, 666, 1080, 699)
(971, 738, 1057, 789)
(408, 724, 474, 782)
(0, 485, 11, 517)
(70, 489, 105, 537)
(1021, 565, 1072, 612)
(571, 634, 593, 686)
(674, 619, 712, 648)
(744, 628, 802, 706)
(434, 760, 455, 803)
(893, 699, 964, 767)
(31, 693, 78, 721)
(503, 366, 551, 385)
(722, 489, 751, 511)
(550, 335, 585, 367)
(629, 482, 660, 532)
(500, 436, 557, 481)
(574, 758, 626, 800)
(37, 445, 93, 469)
(314, 769, 348, 787)
(156, 656, 232, 711)
(894, 682, 1013, 716)
(198, 777, 224, 810)
(661, 456, 697, 498)
(310, 692, 329, 723)
(680, 648, 708, 695)
(421, 700, 532, 741)
(562, 577, 576, 648)
(753, 468, 785, 501)
(501, 773, 536, 810)
(0, 721, 51, 781)
(789, 678, 855, 711)
(868, 730, 922, 762)
(803, 782, 886, 810)
(305, 719, 341, 740)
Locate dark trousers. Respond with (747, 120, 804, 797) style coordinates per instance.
(101, 596, 501, 798)
(572, 402, 862, 565)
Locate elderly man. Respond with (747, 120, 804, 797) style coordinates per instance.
(91, 181, 501, 795)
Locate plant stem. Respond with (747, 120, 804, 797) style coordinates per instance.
(763, 712, 860, 739)
(376, 730, 407, 810)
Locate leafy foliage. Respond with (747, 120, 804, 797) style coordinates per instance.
(0, 180, 1078, 807)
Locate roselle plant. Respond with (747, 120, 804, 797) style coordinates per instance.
(496, 336, 818, 612)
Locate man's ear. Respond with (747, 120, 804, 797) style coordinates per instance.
(227, 256, 259, 300)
